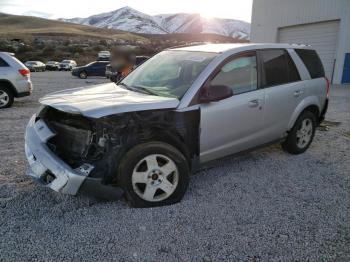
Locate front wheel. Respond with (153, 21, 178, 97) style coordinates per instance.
(282, 110, 317, 154)
(118, 142, 189, 208)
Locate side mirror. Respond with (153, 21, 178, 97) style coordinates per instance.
(199, 85, 233, 103)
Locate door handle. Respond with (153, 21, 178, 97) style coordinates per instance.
(248, 99, 260, 108)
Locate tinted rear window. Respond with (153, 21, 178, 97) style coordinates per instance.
(0, 57, 9, 67)
(295, 49, 325, 78)
(261, 49, 300, 87)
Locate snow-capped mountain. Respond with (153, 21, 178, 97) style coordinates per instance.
(61, 7, 250, 39)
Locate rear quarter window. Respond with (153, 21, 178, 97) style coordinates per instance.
(0, 57, 9, 67)
(295, 49, 325, 79)
(260, 49, 300, 87)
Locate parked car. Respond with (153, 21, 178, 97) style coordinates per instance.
(106, 56, 149, 82)
(59, 60, 77, 71)
(25, 61, 46, 72)
(98, 51, 110, 59)
(0, 52, 32, 108)
(71, 61, 110, 79)
(46, 61, 60, 71)
(25, 44, 329, 207)
(134, 56, 149, 68)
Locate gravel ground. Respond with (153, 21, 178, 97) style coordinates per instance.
(0, 71, 349, 261)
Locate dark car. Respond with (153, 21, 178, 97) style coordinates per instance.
(134, 56, 149, 67)
(71, 61, 109, 79)
(46, 61, 60, 71)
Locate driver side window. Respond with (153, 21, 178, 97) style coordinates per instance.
(211, 53, 258, 95)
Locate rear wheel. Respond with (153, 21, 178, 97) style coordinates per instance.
(282, 111, 317, 154)
(0, 87, 14, 109)
(79, 71, 87, 79)
(118, 142, 189, 208)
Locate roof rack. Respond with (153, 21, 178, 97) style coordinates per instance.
(289, 43, 312, 47)
(0, 51, 15, 56)
(166, 42, 210, 50)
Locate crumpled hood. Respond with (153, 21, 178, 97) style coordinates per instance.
(39, 83, 180, 118)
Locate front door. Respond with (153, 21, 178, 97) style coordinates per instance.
(200, 52, 265, 163)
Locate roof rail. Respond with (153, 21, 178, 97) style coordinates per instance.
(166, 42, 210, 50)
(289, 43, 312, 47)
(0, 52, 15, 56)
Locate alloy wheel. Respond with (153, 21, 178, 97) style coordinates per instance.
(0, 90, 10, 107)
(131, 154, 179, 202)
(296, 118, 313, 148)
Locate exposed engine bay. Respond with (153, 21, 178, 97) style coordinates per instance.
(37, 106, 200, 185)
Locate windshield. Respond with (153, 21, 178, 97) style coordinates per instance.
(120, 50, 217, 98)
(61, 60, 70, 63)
(26, 61, 37, 65)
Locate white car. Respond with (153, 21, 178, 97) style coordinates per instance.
(98, 51, 110, 59)
(0, 52, 32, 108)
(59, 60, 77, 71)
(24, 61, 46, 72)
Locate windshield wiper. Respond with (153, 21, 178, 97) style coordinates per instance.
(131, 86, 158, 96)
(118, 82, 129, 89)
(118, 83, 158, 96)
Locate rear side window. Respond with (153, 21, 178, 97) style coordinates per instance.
(0, 58, 9, 67)
(261, 49, 301, 87)
(295, 49, 325, 78)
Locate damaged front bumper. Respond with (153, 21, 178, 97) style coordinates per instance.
(24, 115, 123, 199)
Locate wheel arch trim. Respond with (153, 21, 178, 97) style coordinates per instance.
(0, 79, 18, 97)
(288, 96, 321, 130)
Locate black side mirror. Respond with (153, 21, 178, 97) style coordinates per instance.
(199, 85, 233, 103)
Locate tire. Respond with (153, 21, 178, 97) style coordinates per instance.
(79, 71, 87, 79)
(118, 142, 190, 208)
(282, 110, 317, 154)
(0, 86, 14, 109)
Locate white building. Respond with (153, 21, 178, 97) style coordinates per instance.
(250, 0, 350, 84)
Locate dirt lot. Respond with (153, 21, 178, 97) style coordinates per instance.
(1, 71, 350, 261)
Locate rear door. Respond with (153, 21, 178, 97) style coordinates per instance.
(200, 51, 266, 163)
(95, 62, 107, 76)
(258, 49, 304, 142)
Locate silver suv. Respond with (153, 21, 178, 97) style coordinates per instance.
(0, 52, 33, 108)
(25, 44, 328, 207)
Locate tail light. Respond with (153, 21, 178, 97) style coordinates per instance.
(325, 77, 330, 98)
(19, 69, 30, 77)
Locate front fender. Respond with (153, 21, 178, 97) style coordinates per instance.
(287, 96, 321, 130)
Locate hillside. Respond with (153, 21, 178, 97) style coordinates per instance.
(0, 13, 147, 42)
(0, 13, 246, 65)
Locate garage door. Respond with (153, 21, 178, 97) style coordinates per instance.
(278, 20, 340, 80)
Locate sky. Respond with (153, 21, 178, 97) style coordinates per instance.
(0, 0, 253, 22)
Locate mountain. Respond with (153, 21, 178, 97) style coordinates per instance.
(61, 7, 250, 39)
(64, 7, 167, 34)
(0, 13, 147, 42)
